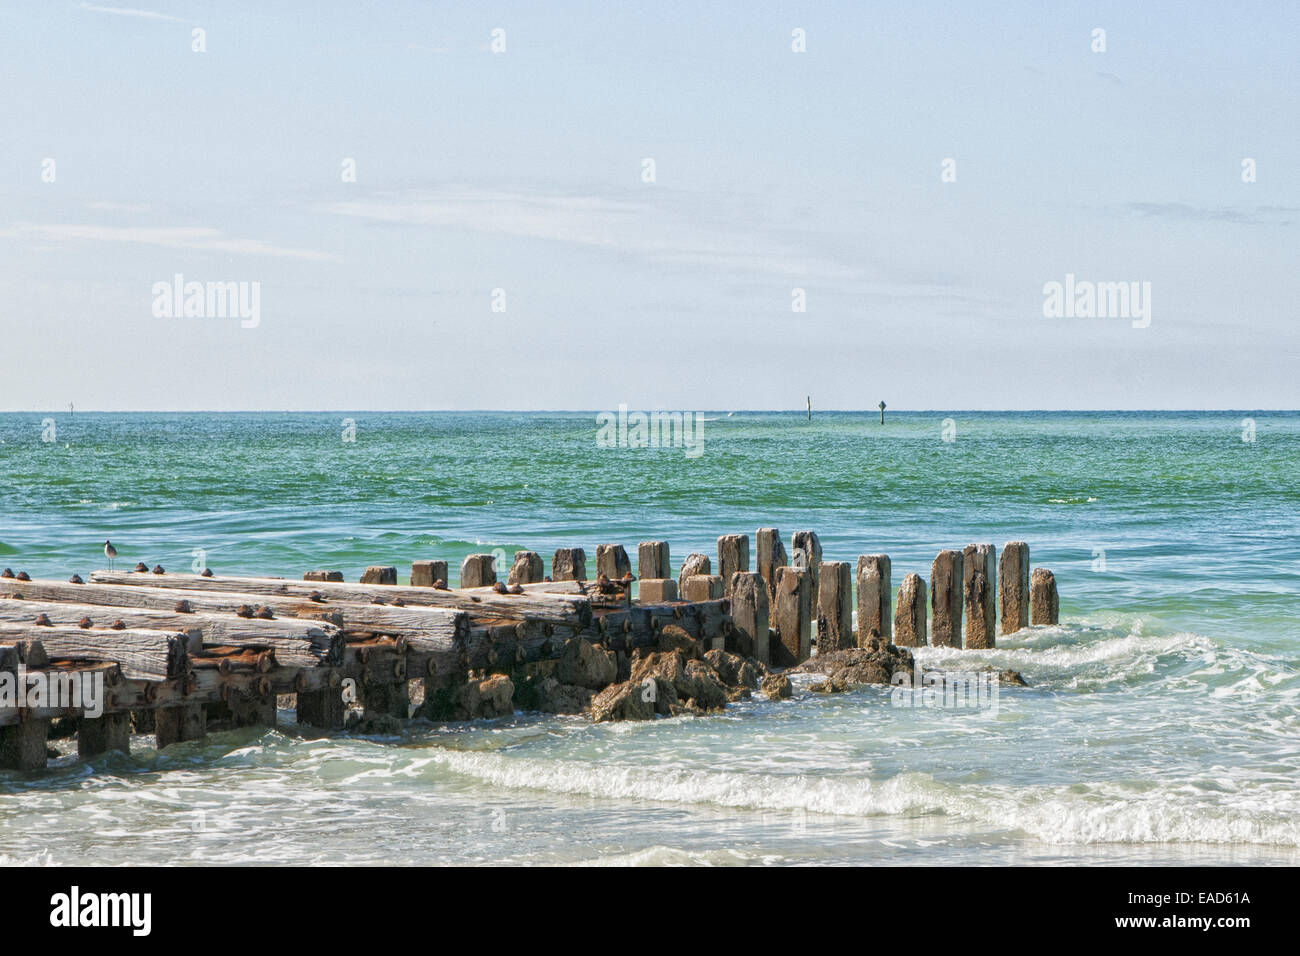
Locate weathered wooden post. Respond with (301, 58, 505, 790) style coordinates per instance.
(962, 543, 997, 649)
(894, 573, 928, 647)
(228, 692, 277, 728)
(816, 561, 853, 651)
(1031, 568, 1059, 624)
(856, 554, 892, 643)
(0, 642, 46, 767)
(929, 549, 964, 648)
(552, 547, 587, 581)
(155, 704, 206, 748)
(998, 541, 1030, 634)
(507, 551, 545, 586)
(0, 718, 49, 770)
(360, 566, 397, 585)
(637, 541, 671, 580)
(460, 554, 496, 589)
(304, 570, 344, 582)
(683, 574, 723, 602)
(678, 553, 710, 596)
(362, 679, 408, 720)
(638, 578, 678, 603)
(411, 560, 448, 587)
(716, 534, 750, 597)
(771, 566, 811, 666)
(77, 712, 131, 757)
(728, 571, 770, 663)
(755, 527, 787, 599)
(790, 531, 822, 602)
(596, 544, 631, 579)
(297, 676, 345, 730)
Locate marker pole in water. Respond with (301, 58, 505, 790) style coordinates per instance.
(807, 395, 811, 420)
(879, 400, 886, 424)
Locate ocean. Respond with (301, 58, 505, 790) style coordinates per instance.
(1, 410, 1297, 865)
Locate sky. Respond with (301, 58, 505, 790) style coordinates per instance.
(0, 0, 1296, 410)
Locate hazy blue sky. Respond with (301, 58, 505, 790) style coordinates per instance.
(1, 1, 1296, 410)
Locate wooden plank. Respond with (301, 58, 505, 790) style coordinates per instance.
(0, 577, 463, 654)
(87, 570, 592, 627)
(0, 622, 191, 681)
(0, 591, 342, 668)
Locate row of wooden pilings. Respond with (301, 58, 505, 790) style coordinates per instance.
(417, 533, 1060, 668)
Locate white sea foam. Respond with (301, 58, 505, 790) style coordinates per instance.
(418, 749, 1300, 847)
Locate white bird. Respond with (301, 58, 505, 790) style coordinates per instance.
(104, 540, 117, 571)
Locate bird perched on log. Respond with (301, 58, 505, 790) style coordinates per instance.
(104, 540, 117, 570)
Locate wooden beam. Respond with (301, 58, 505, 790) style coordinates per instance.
(0, 589, 343, 668)
(87, 570, 592, 627)
(0, 623, 191, 681)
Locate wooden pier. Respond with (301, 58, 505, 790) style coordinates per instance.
(0, 536, 1058, 770)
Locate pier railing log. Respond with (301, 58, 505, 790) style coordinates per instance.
(0, 580, 345, 671)
(87, 570, 591, 627)
(0, 622, 191, 681)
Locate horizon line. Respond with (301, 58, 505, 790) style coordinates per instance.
(1, 407, 1296, 415)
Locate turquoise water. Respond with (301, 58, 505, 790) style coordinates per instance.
(1, 411, 1298, 864)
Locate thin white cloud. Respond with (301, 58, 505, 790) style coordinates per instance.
(87, 200, 152, 213)
(322, 186, 859, 281)
(4, 222, 338, 261)
(78, 3, 184, 22)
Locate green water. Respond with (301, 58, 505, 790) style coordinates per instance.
(0, 411, 1297, 864)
